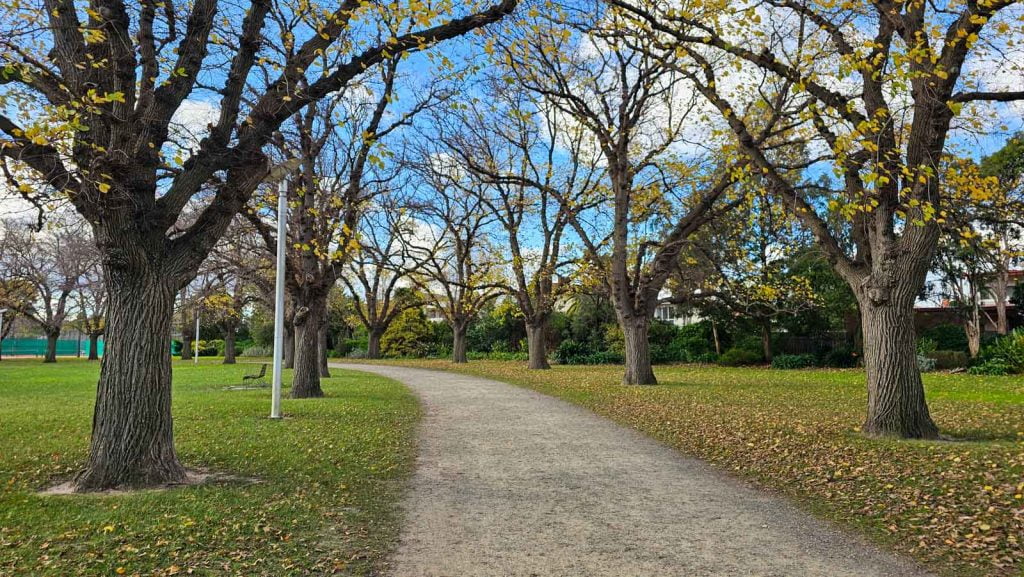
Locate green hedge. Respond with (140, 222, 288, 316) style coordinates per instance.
(771, 354, 817, 369)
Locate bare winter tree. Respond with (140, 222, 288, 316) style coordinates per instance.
(341, 199, 424, 359)
(436, 79, 589, 369)
(407, 161, 505, 363)
(607, 0, 1024, 436)
(0, 217, 94, 362)
(491, 5, 743, 383)
(247, 59, 442, 397)
(73, 250, 105, 361)
(0, 0, 517, 488)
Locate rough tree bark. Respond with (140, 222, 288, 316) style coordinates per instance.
(88, 333, 101, 361)
(367, 329, 384, 359)
(620, 315, 657, 385)
(452, 321, 469, 364)
(994, 269, 1010, 335)
(965, 304, 982, 359)
(76, 267, 186, 489)
(761, 320, 773, 364)
(284, 320, 295, 369)
(525, 320, 550, 369)
(223, 324, 237, 365)
(43, 329, 59, 363)
(860, 299, 939, 439)
(291, 297, 326, 398)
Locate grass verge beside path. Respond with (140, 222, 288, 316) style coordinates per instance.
(361, 359, 1024, 577)
(0, 359, 419, 576)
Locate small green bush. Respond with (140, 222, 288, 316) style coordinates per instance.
(690, 352, 719, 364)
(718, 348, 764, 366)
(920, 324, 969, 352)
(972, 328, 1024, 375)
(554, 339, 623, 365)
(240, 345, 271, 357)
(820, 346, 858, 368)
(771, 354, 817, 369)
(930, 350, 968, 370)
(916, 337, 938, 356)
(968, 359, 1013, 375)
(917, 354, 937, 372)
(555, 339, 588, 364)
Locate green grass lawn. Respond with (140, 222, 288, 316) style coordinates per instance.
(0, 359, 419, 576)
(363, 359, 1024, 577)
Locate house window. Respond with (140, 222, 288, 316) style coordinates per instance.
(655, 305, 677, 321)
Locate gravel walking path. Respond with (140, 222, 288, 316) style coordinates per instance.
(331, 363, 932, 577)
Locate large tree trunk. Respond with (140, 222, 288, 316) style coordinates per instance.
(223, 326, 237, 365)
(291, 297, 326, 398)
(318, 323, 331, 378)
(43, 329, 59, 363)
(621, 316, 657, 385)
(965, 304, 982, 359)
(711, 320, 721, 356)
(284, 321, 295, 369)
(452, 322, 468, 364)
(367, 328, 383, 359)
(760, 320, 773, 363)
(860, 300, 939, 439)
(525, 320, 550, 369)
(77, 270, 185, 490)
(994, 268, 1009, 335)
(88, 333, 100, 361)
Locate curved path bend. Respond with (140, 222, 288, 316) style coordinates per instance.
(331, 363, 932, 577)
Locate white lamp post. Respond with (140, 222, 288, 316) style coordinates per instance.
(264, 158, 299, 420)
(193, 310, 201, 365)
(270, 178, 288, 419)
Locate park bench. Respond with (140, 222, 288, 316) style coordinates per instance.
(242, 363, 269, 387)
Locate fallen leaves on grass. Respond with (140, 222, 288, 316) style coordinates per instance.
(381, 360, 1024, 577)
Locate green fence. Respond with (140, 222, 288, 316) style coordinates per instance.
(0, 338, 105, 357)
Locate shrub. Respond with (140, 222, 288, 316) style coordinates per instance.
(240, 345, 271, 357)
(381, 309, 433, 358)
(584, 350, 624, 365)
(690, 352, 719, 364)
(604, 325, 625, 356)
(916, 337, 938, 356)
(819, 346, 857, 368)
(669, 322, 714, 361)
(920, 324, 969, 352)
(930, 350, 968, 370)
(771, 354, 817, 370)
(335, 337, 367, 357)
(346, 348, 368, 359)
(968, 359, 1013, 375)
(732, 334, 764, 355)
(718, 347, 764, 366)
(179, 340, 217, 357)
(917, 354, 937, 372)
(973, 328, 1024, 374)
(555, 339, 594, 365)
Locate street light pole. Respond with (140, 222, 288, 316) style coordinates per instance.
(270, 178, 288, 419)
(194, 310, 201, 365)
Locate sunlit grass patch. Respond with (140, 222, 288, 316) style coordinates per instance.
(0, 359, 419, 576)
